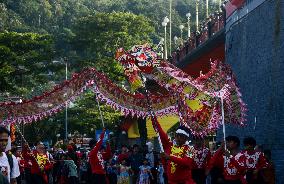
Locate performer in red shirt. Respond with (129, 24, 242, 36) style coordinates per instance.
(22, 142, 53, 184)
(151, 117, 195, 184)
(192, 138, 211, 184)
(241, 137, 268, 184)
(88, 128, 112, 184)
(206, 136, 247, 184)
(117, 145, 129, 164)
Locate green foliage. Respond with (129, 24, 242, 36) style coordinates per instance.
(72, 12, 155, 80)
(0, 32, 55, 94)
(67, 91, 121, 132)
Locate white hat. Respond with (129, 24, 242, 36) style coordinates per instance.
(176, 128, 190, 137)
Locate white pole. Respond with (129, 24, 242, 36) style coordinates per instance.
(65, 60, 68, 141)
(221, 97, 227, 151)
(164, 25, 168, 59)
(150, 113, 164, 153)
(188, 17, 191, 38)
(206, 0, 209, 18)
(157, 129, 164, 153)
(95, 91, 105, 127)
(196, 0, 199, 31)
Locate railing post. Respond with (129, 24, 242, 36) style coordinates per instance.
(195, 31, 200, 47)
(208, 18, 212, 38)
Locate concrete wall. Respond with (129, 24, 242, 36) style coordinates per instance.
(219, 0, 284, 183)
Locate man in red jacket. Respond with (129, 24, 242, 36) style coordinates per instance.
(206, 136, 247, 184)
(241, 137, 268, 184)
(88, 129, 111, 184)
(151, 117, 195, 184)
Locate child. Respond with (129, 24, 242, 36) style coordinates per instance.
(137, 159, 153, 184)
(117, 159, 131, 184)
(157, 161, 164, 184)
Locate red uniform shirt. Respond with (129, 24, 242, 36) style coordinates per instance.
(89, 130, 112, 175)
(152, 117, 195, 184)
(208, 148, 247, 183)
(22, 149, 53, 184)
(192, 146, 211, 170)
(22, 149, 53, 175)
(240, 150, 268, 170)
(117, 153, 129, 163)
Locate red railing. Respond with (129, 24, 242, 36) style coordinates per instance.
(169, 12, 225, 65)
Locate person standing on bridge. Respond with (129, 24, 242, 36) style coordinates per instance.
(151, 117, 196, 184)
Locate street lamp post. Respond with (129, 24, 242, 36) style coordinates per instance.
(64, 57, 68, 142)
(174, 36, 178, 47)
(196, 0, 200, 31)
(162, 16, 169, 59)
(158, 38, 164, 59)
(186, 13, 191, 38)
(52, 58, 69, 142)
(179, 25, 185, 41)
(169, 0, 172, 54)
(206, 0, 209, 18)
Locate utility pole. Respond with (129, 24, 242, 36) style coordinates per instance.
(64, 57, 68, 142)
(196, 0, 200, 31)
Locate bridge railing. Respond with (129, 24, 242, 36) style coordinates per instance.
(169, 11, 225, 65)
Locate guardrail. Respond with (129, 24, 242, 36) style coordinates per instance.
(169, 11, 225, 64)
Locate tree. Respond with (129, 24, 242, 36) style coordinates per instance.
(0, 32, 55, 95)
(72, 12, 156, 80)
(64, 12, 156, 137)
(0, 3, 28, 32)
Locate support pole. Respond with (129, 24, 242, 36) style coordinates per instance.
(164, 25, 168, 59)
(95, 91, 105, 128)
(221, 97, 227, 151)
(196, 0, 199, 31)
(65, 59, 68, 141)
(140, 74, 164, 153)
(206, 0, 209, 18)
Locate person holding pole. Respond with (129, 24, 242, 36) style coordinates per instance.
(88, 128, 111, 184)
(206, 136, 247, 184)
(22, 142, 53, 184)
(151, 117, 196, 184)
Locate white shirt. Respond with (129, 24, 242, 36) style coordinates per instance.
(0, 152, 20, 182)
